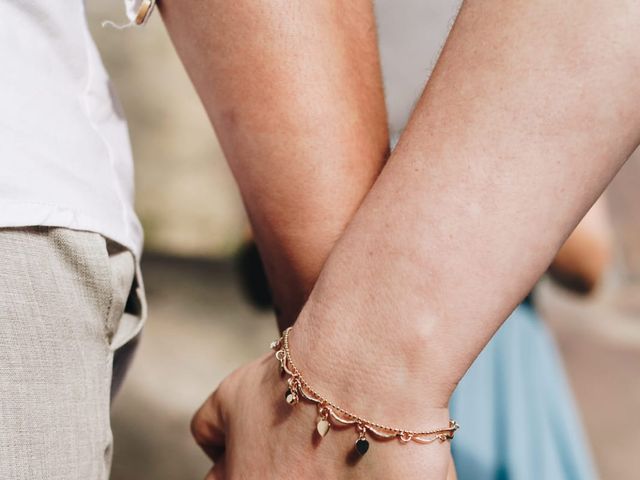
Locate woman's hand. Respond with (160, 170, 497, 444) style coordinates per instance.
(191, 345, 455, 480)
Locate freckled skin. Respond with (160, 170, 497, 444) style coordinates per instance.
(162, 0, 639, 478)
(159, 0, 389, 332)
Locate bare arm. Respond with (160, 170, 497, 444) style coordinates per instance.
(294, 0, 640, 403)
(159, 0, 389, 329)
(186, 0, 640, 478)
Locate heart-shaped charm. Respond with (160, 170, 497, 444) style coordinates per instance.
(355, 438, 370, 456)
(316, 419, 330, 437)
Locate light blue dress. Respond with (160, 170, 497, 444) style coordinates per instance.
(450, 302, 598, 480)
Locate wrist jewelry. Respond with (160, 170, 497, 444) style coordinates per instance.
(271, 327, 459, 457)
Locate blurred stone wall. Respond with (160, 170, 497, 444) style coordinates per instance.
(87, 2, 248, 258)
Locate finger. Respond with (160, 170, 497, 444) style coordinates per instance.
(192, 388, 227, 461)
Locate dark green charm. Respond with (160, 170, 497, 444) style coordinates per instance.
(355, 438, 369, 456)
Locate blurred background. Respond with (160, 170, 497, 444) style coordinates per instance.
(86, 2, 640, 479)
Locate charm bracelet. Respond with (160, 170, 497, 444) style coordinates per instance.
(271, 327, 459, 457)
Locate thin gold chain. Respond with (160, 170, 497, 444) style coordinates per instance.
(280, 327, 458, 438)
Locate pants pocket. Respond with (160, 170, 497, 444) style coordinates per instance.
(104, 239, 147, 351)
(104, 239, 147, 398)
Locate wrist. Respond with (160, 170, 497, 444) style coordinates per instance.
(266, 329, 455, 479)
(289, 299, 457, 426)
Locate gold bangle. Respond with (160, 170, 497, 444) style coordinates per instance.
(271, 327, 459, 457)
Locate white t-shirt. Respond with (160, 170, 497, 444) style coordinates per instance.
(0, 1, 142, 257)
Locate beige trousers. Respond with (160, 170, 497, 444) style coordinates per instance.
(0, 227, 146, 479)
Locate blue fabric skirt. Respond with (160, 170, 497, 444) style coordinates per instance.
(450, 303, 597, 480)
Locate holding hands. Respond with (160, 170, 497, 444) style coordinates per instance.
(158, 0, 640, 478)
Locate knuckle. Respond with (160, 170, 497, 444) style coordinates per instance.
(190, 412, 208, 445)
(190, 387, 227, 446)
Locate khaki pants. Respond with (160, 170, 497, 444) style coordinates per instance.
(0, 227, 146, 479)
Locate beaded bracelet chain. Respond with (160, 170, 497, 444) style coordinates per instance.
(271, 327, 459, 457)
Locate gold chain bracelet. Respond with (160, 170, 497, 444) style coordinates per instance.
(271, 327, 459, 457)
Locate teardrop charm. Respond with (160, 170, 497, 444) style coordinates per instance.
(355, 438, 370, 456)
(284, 388, 298, 405)
(316, 419, 330, 437)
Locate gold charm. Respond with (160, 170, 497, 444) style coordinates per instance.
(316, 419, 330, 437)
(285, 388, 298, 405)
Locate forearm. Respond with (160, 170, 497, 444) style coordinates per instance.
(159, 0, 389, 329)
(293, 0, 640, 413)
